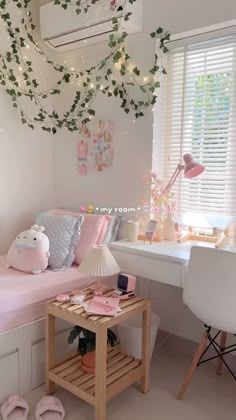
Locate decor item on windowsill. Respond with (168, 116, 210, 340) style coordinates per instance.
(144, 219, 158, 244)
(140, 172, 176, 242)
(126, 220, 139, 242)
(68, 326, 118, 374)
(0, 0, 170, 133)
(175, 213, 236, 246)
(78, 244, 121, 295)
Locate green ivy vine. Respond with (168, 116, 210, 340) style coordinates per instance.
(0, 0, 170, 133)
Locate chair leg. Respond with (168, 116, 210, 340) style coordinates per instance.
(177, 331, 208, 400)
(216, 331, 227, 376)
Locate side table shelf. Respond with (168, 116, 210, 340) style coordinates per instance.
(46, 290, 151, 420)
(49, 346, 143, 405)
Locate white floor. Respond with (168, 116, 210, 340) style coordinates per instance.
(25, 347, 236, 420)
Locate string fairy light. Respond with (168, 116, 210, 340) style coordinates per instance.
(0, 0, 169, 132)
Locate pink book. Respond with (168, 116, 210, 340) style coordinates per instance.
(86, 296, 120, 317)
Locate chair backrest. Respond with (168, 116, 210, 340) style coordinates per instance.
(184, 246, 236, 334)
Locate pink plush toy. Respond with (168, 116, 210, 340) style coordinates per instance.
(7, 224, 50, 274)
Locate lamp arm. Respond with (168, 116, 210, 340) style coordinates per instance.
(162, 164, 184, 194)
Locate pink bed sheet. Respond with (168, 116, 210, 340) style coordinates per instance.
(0, 255, 96, 333)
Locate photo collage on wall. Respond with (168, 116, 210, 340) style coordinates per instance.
(77, 120, 114, 176)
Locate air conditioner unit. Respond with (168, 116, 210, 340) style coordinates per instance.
(40, 0, 143, 52)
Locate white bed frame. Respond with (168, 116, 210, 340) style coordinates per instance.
(0, 317, 76, 404)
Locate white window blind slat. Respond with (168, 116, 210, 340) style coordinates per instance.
(160, 36, 236, 216)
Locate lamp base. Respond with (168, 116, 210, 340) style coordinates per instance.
(91, 278, 108, 296)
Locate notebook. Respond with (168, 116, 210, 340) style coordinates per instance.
(86, 296, 120, 317)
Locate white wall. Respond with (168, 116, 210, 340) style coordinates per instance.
(49, 0, 236, 342)
(0, 92, 54, 254)
(0, 1, 54, 253)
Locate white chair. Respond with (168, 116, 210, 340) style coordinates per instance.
(178, 246, 236, 400)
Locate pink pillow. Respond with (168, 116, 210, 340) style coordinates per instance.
(52, 210, 109, 264)
(97, 215, 113, 244)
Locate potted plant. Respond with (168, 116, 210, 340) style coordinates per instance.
(68, 326, 118, 374)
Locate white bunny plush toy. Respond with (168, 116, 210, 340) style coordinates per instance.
(7, 224, 50, 274)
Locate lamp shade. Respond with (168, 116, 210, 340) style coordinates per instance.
(78, 245, 121, 277)
(183, 153, 205, 179)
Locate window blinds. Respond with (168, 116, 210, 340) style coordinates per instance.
(161, 36, 236, 216)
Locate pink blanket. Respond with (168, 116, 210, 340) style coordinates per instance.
(0, 255, 96, 333)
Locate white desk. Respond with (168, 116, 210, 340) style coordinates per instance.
(109, 240, 233, 288)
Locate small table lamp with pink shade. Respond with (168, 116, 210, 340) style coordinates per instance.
(162, 153, 205, 194)
(78, 245, 121, 295)
(162, 153, 205, 242)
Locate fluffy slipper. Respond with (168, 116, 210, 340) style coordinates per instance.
(36, 396, 65, 420)
(1, 395, 29, 420)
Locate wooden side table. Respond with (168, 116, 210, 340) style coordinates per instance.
(46, 290, 151, 420)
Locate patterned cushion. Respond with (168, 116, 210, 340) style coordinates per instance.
(36, 212, 84, 270)
(51, 210, 107, 265)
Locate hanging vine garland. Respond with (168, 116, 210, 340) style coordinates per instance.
(0, 0, 170, 133)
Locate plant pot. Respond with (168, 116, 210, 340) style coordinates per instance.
(81, 351, 96, 374)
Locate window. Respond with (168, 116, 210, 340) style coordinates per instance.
(160, 35, 236, 217)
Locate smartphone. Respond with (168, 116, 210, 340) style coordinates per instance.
(145, 220, 158, 243)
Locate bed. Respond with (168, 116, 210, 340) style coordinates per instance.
(0, 255, 112, 404)
(0, 255, 96, 333)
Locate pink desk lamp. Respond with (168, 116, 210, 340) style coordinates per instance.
(162, 153, 205, 193)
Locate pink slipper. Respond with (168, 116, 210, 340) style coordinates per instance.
(1, 395, 29, 420)
(36, 396, 65, 420)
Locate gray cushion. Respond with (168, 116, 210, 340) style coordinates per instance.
(36, 211, 83, 270)
(103, 214, 124, 244)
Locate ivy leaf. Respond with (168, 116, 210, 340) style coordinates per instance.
(42, 126, 51, 132)
(124, 12, 132, 21)
(32, 79, 39, 88)
(63, 73, 70, 83)
(113, 87, 118, 96)
(150, 65, 159, 75)
(151, 95, 157, 105)
(120, 63, 126, 76)
(133, 67, 140, 76)
(113, 51, 122, 63)
(112, 17, 118, 24)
